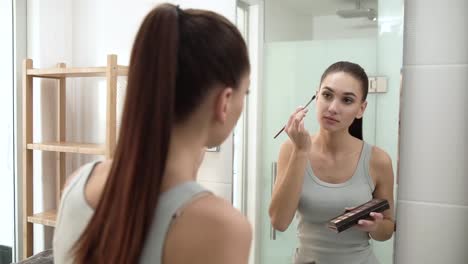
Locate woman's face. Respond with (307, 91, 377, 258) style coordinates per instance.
(315, 71, 367, 133)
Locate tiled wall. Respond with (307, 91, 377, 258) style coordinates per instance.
(395, 0, 468, 262)
(197, 135, 234, 203)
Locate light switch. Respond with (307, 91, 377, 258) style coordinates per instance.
(368, 76, 387, 93)
(376, 77, 387, 93)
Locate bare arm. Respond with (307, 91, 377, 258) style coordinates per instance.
(269, 141, 309, 231)
(357, 146, 395, 241)
(369, 146, 395, 241)
(268, 107, 311, 231)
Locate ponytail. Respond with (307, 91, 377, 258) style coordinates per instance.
(73, 4, 179, 263)
(349, 118, 363, 140)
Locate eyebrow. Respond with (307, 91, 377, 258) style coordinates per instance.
(323, 86, 357, 97)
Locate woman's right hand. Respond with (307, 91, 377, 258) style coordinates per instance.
(284, 107, 311, 153)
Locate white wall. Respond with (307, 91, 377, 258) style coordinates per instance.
(26, 0, 237, 254)
(264, 0, 313, 42)
(198, 137, 234, 202)
(71, 0, 236, 68)
(313, 15, 377, 40)
(0, 0, 15, 253)
(265, 0, 378, 42)
(26, 0, 74, 253)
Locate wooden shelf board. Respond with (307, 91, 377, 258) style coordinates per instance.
(27, 65, 128, 78)
(27, 210, 56, 227)
(27, 142, 105, 155)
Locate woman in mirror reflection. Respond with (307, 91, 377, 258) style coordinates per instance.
(53, 3, 252, 264)
(269, 61, 395, 264)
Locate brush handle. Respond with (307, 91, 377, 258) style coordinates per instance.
(273, 126, 285, 139)
(273, 95, 315, 139)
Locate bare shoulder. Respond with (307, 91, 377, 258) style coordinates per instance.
(164, 195, 252, 264)
(90, 159, 113, 180)
(370, 146, 393, 169)
(63, 160, 112, 209)
(369, 146, 394, 187)
(63, 160, 112, 189)
(83, 160, 112, 208)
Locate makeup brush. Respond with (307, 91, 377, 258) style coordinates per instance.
(273, 94, 316, 139)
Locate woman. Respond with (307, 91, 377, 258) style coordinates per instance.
(269, 61, 395, 264)
(53, 4, 251, 264)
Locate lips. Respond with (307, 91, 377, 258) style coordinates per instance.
(323, 116, 339, 123)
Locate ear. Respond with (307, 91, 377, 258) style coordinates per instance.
(356, 100, 368, 119)
(214, 87, 233, 123)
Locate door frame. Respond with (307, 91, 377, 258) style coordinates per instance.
(234, 1, 265, 264)
(13, 0, 27, 261)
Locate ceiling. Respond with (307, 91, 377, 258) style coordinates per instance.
(270, 0, 378, 17)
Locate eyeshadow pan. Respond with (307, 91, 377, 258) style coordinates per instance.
(326, 199, 390, 233)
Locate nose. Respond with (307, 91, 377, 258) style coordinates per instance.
(327, 98, 339, 114)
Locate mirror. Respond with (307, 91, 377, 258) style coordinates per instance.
(257, 0, 403, 263)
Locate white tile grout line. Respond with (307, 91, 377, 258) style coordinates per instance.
(403, 63, 468, 68)
(398, 199, 468, 209)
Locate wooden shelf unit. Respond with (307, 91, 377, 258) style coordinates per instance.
(27, 65, 128, 78)
(27, 210, 57, 227)
(22, 54, 126, 258)
(27, 142, 106, 155)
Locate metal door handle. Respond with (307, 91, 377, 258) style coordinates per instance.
(270, 162, 277, 240)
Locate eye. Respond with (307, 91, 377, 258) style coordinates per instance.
(322, 92, 332, 99)
(343, 97, 354, 104)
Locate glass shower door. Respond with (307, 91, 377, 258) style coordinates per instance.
(259, 39, 379, 264)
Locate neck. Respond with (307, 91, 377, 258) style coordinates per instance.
(314, 128, 356, 154)
(161, 122, 207, 192)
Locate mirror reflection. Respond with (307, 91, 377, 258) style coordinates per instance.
(258, 0, 403, 263)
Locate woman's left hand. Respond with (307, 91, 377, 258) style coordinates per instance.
(355, 212, 384, 232)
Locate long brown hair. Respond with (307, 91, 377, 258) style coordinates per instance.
(320, 61, 369, 140)
(72, 3, 249, 263)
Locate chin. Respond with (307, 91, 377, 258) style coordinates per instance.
(319, 121, 335, 129)
(320, 122, 342, 133)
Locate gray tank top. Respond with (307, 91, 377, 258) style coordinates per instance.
(53, 161, 211, 264)
(294, 141, 380, 264)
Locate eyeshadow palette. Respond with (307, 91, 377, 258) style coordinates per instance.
(327, 198, 390, 233)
